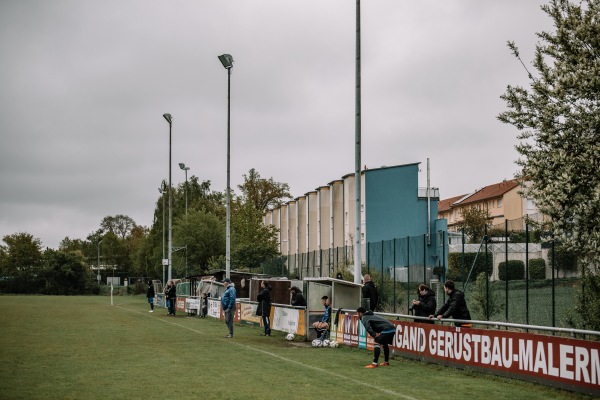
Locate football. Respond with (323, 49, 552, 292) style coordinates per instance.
(322, 339, 331, 347)
(311, 339, 323, 347)
(330, 341, 340, 348)
(285, 333, 295, 341)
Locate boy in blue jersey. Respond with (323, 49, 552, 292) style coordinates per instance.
(312, 296, 331, 339)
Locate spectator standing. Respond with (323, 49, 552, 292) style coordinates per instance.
(146, 281, 155, 313)
(256, 280, 272, 336)
(430, 280, 471, 327)
(357, 307, 395, 368)
(411, 284, 436, 324)
(165, 281, 176, 316)
(362, 274, 379, 311)
(289, 286, 307, 307)
(222, 278, 237, 338)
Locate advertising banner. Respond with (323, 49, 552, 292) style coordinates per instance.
(240, 303, 261, 326)
(175, 297, 186, 313)
(185, 298, 199, 312)
(334, 312, 599, 396)
(272, 307, 302, 334)
(207, 299, 221, 318)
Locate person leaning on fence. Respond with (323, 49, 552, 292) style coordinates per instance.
(430, 280, 472, 327)
(146, 281, 155, 313)
(356, 307, 395, 368)
(312, 296, 331, 339)
(289, 286, 307, 307)
(222, 278, 237, 338)
(256, 280, 272, 336)
(411, 284, 436, 324)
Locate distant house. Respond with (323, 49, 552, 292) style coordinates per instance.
(438, 179, 541, 232)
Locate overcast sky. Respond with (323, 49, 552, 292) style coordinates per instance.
(0, 1, 553, 249)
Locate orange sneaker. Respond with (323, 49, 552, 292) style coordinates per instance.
(380, 362, 390, 366)
(365, 363, 378, 369)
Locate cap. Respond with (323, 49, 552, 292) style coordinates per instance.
(223, 278, 232, 283)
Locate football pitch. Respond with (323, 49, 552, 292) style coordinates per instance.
(0, 296, 589, 400)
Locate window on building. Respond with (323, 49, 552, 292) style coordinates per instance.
(526, 198, 536, 210)
(496, 198, 503, 208)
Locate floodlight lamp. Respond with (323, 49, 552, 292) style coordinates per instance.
(163, 113, 172, 123)
(218, 54, 234, 69)
(179, 163, 186, 170)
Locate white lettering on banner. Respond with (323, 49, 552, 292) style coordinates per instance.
(561, 345, 574, 380)
(592, 349, 600, 384)
(520, 339, 533, 371)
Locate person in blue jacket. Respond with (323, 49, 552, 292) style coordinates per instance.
(221, 278, 237, 338)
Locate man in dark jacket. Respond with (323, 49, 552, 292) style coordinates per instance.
(430, 280, 471, 327)
(256, 280, 272, 336)
(357, 307, 396, 368)
(361, 274, 378, 311)
(411, 284, 436, 324)
(289, 286, 307, 307)
(146, 281, 155, 313)
(165, 280, 176, 316)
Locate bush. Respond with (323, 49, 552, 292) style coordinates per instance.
(448, 253, 493, 282)
(498, 260, 525, 281)
(529, 258, 546, 280)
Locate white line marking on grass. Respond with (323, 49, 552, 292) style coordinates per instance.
(245, 345, 417, 400)
(115, 305, 416, 400)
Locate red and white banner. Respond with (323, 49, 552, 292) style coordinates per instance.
(334, 315, 599, 396)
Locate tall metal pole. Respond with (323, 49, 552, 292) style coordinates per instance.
(353, 0, 362, 284)
(163, 114, 173, 282)
(97, 239, 102, 285)
(226, 65, 232, 279)
(184, 168, 188, 216)
(159, 182, 166, 285)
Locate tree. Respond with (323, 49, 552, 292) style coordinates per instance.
(0, 232, 44, 293)
(455, 206, 491, 243)
(100, 215, 136, 240)
(498, 0, 600, 330)
(43, 249, 91, 295)
(231, 200, 280, 270)
(172, 209, 225, 276)
(237, 168, 292, 213)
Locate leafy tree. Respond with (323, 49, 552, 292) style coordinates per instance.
(237, 168, 292, 213)
(172, 209, 225, 276)
(43, 249, 91, 295)
(100, 215, 136, 240)
(230, 201, 280, 270)
(455, 206, 491, 243)
(469, 272, 504, 321)
(498, 0, 600, 267)
(0, 233, 44, 293)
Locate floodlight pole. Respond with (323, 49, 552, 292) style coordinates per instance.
(354, 0, 362, 284)
(163, 113, 173, 281)
(218, 54, 234, 279)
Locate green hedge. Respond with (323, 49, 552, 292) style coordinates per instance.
(498, 260, 525, 281)
(448, 253, 493, 282)
(529, 258, 546, 280)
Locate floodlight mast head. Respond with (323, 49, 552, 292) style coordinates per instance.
(163, 113, 172, 124)
(218, 54, 234, 69)
(179, 163, 186, 170)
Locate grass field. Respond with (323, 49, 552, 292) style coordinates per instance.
(0, 295, 591, 400)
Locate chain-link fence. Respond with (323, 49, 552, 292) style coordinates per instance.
(259, 216, 583, 329)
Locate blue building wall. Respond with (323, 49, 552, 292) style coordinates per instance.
(364, 163, 446, 270)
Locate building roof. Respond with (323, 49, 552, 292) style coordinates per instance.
(459, 179, 519, 206)
(438, 194, 467, 213)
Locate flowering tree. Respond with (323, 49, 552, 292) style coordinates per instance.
(498, 0, 599, 265)
(498, 0, 599, 329)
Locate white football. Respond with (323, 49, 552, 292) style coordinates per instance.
(322, 339, 331, 347)
(311, 339, 323, 347)
(330, 341, 339, 348)
(285, 333, 295, 341)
